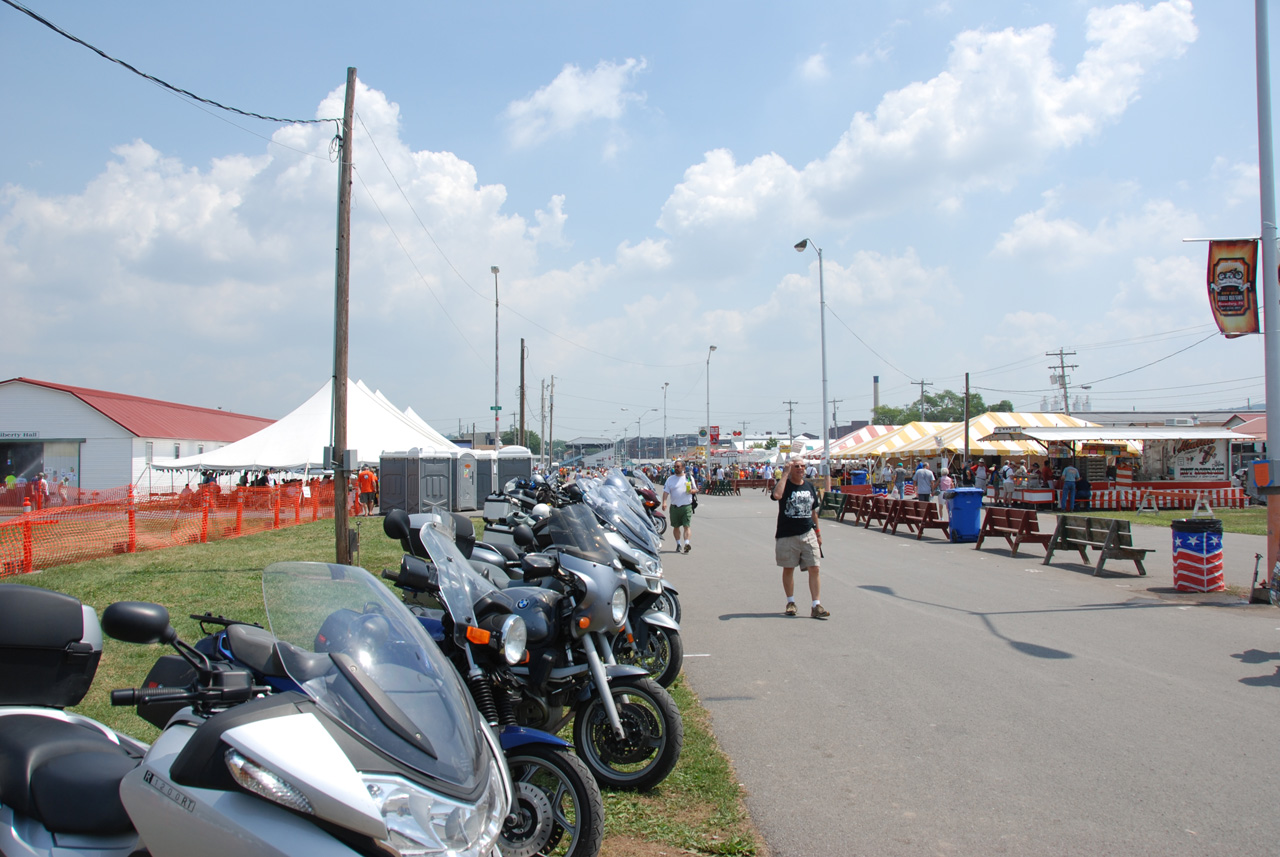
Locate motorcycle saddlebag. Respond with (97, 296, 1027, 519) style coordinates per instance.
(0, 584, 103, 708)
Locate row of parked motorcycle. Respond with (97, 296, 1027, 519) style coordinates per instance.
(0, 469, 681, 857)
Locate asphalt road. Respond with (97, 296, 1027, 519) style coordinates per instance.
(663, 490, 1280, 857)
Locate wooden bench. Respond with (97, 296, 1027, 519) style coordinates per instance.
(975, 508, 1052, 556)
(863, 495, 891, 529)
(839, 494, 867, 524)
(886, 499, 950, 540)
(819, 491, 847, 519)
(1043, 515, 1151, 576)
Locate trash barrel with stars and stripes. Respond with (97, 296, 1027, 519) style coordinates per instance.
(1171, 517, 1225, 592)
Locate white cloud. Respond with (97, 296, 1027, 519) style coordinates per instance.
(616, 238, 671, 270)
(503, 58, 647, 148)
(801, 52, 829, 81)
(529, 195, 569, 247)
(660, 2, 1196, 233)
(1209, 157, 1258, 209)
(992, 195, 1201, 268)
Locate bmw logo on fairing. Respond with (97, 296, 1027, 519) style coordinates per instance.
(517, 599, 530, 609)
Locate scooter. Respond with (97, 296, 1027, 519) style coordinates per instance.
(0, 564, 513, 857)
(188, 578, 604, 857)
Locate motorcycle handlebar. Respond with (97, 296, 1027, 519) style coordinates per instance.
(111, 686, 195, 707)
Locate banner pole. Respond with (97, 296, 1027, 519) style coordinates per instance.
(1254, 0, 1280, 579)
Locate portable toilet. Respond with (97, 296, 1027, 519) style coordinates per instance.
(454, 452, 479, 511)
(474, 449, 496, 500)
(497, 446, 533, 487)
(379, 449, 454, 514)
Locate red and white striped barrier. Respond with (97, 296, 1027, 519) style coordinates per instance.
(1087, 487, 1247, 511)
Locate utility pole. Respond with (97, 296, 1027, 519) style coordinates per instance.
(330, 66, 356, 565)
(548, 376, 556, 467)
(964, 372, 971, 466)
(539, 380, 547, 470)
(916, 380, 933, 422)
(829, 399, 843, 434)
(1046, 349, 1079, 415)
(519, 338, 527, 447)
(783, 400, 798, 446)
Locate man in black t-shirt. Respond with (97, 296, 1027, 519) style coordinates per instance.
(771, 455, 829, 619)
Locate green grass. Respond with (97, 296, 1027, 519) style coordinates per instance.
(1043, 506, 1267, 535)
(8, 518, 762, 856)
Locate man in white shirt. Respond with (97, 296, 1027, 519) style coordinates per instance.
(661, 459, 698, 553)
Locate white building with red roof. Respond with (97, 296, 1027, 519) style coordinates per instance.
(0, 378, 273, 492)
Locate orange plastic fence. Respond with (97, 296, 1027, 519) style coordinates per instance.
(0, 481, 357, 576)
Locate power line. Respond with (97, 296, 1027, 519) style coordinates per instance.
(3, 0, 338, 126)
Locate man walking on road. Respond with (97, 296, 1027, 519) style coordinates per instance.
(772, 454, 828, 619)
(913, 461, 935, 502)
(662, 458, 698, 553)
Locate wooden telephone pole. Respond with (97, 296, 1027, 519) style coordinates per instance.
(332, 67, 356, 565)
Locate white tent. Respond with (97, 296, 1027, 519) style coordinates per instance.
(156, 379, 459, 472)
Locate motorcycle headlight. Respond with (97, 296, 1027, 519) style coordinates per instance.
(640, 557, 662, 577)
(364, 759, 506, 857)
(500, 614, 527, 665)
(610, 586, 628, 625)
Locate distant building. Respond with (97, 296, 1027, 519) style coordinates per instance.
(0, 378, 272, 492)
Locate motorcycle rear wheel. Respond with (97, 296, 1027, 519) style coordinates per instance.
(651, 513, 667, 536)
(572, 676, 683, 791)
(501, 744, 604, 857)
(611, 624, 683, 688)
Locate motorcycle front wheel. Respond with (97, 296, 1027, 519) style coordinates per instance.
(652, 589, 681, 625)
(572, 676, 683, 791)
(501, 744, 604, 857)
(611, 624, 684, 688)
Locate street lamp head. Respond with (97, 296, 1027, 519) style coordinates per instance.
(490, 266, 499, 274)
(794, 239, 809, 252)
(709, 345, 717, 353)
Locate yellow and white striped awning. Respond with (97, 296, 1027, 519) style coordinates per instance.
(834, 422, 954, 459)
(830, 425, 899, 455)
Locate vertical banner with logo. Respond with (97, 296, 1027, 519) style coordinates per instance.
(1206, 239, 1260, 337)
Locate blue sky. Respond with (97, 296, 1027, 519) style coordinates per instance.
(1, 1, 1272, 444)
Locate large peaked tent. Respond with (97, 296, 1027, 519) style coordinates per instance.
(156, 379, 459, 472)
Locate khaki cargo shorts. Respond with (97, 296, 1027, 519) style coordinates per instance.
(775, 530, 819, 569)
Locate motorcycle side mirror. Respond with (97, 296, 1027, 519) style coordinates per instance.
(513, 524, 535, 549)
(383, 509, 411, 540)
(103, 601, 176, 646)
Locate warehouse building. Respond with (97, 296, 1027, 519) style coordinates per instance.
(0, 378, 272, 494)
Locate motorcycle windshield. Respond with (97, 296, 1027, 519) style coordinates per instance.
(545, 504, 617, 565)
(414, 520, 502, 633)
(631, 469, 658, 495)
(585, 481, 661, 556)
(261, 561, 488, 793)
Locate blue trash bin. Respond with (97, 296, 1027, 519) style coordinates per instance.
(851, 470, 867, 485)
(948, 487, 984, 542)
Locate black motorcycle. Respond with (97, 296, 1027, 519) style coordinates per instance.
(384, 509, 683, 791)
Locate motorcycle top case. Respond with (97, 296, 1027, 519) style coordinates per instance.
(483, 494, 518, 524)
(0, 584, 103, 707)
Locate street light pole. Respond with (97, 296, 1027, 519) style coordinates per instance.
(492, 266, 501, 460)
(705, 346, 717, 479)
(662, 382, 670, 462)
(794, 240, 831, 492)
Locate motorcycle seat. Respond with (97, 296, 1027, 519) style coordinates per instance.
(0, 713, 139, 834)
(225, 623, 288, 677)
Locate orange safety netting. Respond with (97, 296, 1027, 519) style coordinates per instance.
(0, 481, 360, 576)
